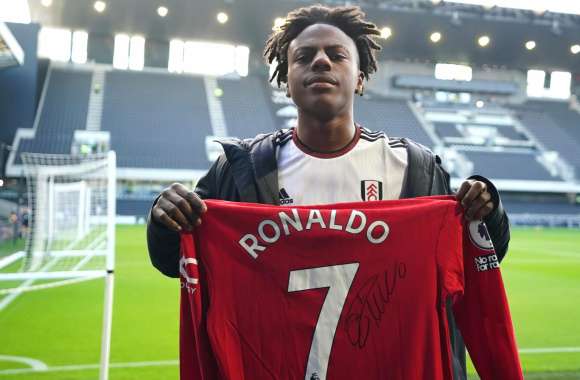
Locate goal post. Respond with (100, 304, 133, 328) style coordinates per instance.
(0, 151, 116, 380)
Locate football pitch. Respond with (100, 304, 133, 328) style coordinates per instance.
(0, 225, 579, 379)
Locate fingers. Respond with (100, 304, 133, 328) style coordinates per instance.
(155, 197, 192, 231)
(472, 199, 494, 220)
(462, 180, 486, 207)
(455, 181, 471, 202)
(456, 180, 494, 221)
(152, 183, 207, 231)
(465, 191, 492, 220)
(176, 186, 207, 221)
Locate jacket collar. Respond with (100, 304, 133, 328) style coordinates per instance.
(218, 133, 280, 205)
(218, 132, 440, 205)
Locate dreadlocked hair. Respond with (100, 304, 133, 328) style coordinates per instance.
(264, 4, 382, 88)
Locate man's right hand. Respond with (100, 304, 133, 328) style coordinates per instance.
(151, 183, 207, 232)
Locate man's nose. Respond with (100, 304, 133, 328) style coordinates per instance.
(311, 50, 331, 71)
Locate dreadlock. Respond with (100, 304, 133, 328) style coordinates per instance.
(264, 4, 382, 88)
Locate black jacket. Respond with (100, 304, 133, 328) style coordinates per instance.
(147, 130, 511, 380)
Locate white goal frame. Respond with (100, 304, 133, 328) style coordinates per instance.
(0, 151, 116, 380)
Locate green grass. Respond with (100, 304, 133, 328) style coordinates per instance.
(0, 226, 579, 379)
(490, 228, 580, 378)
(0, 238, 25, 257)
(0, 225, 179, 379)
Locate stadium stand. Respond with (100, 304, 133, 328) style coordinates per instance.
(503, 200, 580, 215)
(512, 102, 580, 174)
(494, 125, 528, 141)
(117, 199, 151, 218)
(459, 149, 557, 181)
(217, 76, 278, 139)
(101, 70, 213, 169)
(355, 97, 433, 146)
(433, 122, 463, 138)
(5, 63, 579, 223)
(525, 101, 580, 145)
(14, 67, 92, 164)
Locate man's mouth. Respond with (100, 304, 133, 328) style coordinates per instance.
(305, 76, 338, 88)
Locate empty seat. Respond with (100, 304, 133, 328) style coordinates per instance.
(460, 150, 557, 181)
(101, 70, 213, 169)
(355, 98, 433, 146)
(15, 68, 92, 163)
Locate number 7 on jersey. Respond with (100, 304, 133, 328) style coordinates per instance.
(288, 263, 359, 380)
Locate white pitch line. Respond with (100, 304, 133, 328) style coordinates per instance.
(0, 256, 60, 311)
(523, 371, 580, 379)
(1, 347, 580, 376)
(0, 251, 25, 270)
(520, 347, 580, 354)
(0, 355, 47, 371)
(0, 359, 178, 375)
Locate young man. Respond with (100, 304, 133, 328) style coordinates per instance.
(147, 5, 510, 380)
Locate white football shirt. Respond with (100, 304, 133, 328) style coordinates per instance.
(276, 126, 408, 206)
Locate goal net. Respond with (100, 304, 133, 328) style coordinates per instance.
(0, 151, 116, 380)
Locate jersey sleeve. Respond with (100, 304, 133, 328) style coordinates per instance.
(179, 232, 220, 380)
(452, 220, 524, 380)
(435, 203, 465, 304)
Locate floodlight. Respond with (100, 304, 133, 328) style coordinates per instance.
(478, 35, 490, 47)
(94, 1, 106, 13)
(525, 41, 536, 50)
(273, 17, 285, 31)
(157, 6, 168, 17)
(430, 32, 442, 43)
(380, 27, 392, 40)
(217, 12, 228, 24)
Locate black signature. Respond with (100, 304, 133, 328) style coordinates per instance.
(344, 262, 407, 348)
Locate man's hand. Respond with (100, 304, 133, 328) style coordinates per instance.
(456, 179, 494, 221)
(151, 183, 207, 232)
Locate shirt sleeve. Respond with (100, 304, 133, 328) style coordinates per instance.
(179, 232, 219, 380)
(435, 203, 465, 305)
(452, 220, 523, 380)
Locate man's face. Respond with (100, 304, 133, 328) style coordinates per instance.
(286, 23, 363, 120)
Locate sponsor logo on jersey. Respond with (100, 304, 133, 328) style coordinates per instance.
(474, 253, 500, 272)
(468, 220, 494, 251)
(360, 180, 383, 201)
(279, 188, 294, 205)
(179, 256, 198, 294)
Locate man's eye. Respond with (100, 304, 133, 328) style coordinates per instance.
(332, 54, 347, 60)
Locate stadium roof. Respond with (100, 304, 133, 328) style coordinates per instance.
(444, 1, 580, 16)
(21, 0, 580, 72)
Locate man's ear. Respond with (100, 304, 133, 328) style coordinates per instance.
(355, 72, 365, 95)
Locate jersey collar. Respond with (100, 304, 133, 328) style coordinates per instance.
(292, 125, 362, 159)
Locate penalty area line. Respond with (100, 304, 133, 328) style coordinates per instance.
(1, 347, 580, 375)
(0, 359, 178, 375)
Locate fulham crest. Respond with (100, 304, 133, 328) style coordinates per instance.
(361, 180, 383, 201)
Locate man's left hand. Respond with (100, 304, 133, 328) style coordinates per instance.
(456, 180, 494, 221)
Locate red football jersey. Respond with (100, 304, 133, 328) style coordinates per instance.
(179, 196, 522, 380)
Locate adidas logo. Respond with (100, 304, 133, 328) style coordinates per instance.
(279, 188, 294, 205)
